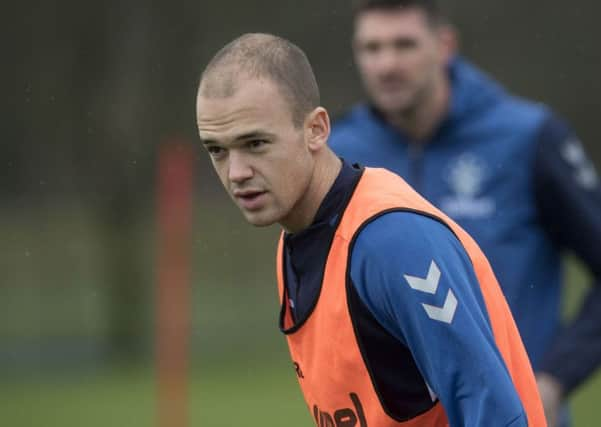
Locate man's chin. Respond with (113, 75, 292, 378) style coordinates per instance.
(241, 211, 277, 228)
(376, 98, 410, 115)
(374, 95, 413, 115)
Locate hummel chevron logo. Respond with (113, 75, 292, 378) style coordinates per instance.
(404, 261, 458, 324)
(422, 290, 457, 324)
(404, 260, 440, 294)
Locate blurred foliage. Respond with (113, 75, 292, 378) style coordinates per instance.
(4, 0, 600, 200)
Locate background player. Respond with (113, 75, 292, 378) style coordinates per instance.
(329, 1, 601, 426)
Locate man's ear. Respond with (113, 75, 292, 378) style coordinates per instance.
(437, 24, 458, 65)
(305, 107, 331, 152)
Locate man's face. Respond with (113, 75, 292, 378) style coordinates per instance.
(197, 77, 314, 228)
(353, 7, 448, 115)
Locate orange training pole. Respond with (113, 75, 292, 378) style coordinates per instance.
(156, 141, 194, 427)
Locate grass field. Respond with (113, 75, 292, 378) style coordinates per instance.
(1, 203, 600, 426)
(2, 356, 600, 426)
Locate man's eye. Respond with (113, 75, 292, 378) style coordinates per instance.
(362, 42, 381, 54)
(393, 38, 418, 51)
(207, 146, 225, 155)
(249, 140, 267, 149)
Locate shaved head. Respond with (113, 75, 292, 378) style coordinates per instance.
(198, 33, 320, 127)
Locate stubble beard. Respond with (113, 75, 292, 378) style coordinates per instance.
(374, 79, 436, 131)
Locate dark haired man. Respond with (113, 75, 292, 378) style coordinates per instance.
(329, 2, 601, 426)
(198, 33, 546, 426)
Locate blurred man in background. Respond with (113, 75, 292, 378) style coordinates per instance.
(329, 1, 601, 426)
(197, 32, 546, 426)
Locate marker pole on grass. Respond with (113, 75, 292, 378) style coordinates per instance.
(156, 141, 194, 427)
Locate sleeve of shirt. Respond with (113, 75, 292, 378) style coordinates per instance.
(534, 113, 601, 394)
(349, 212, 527, 427)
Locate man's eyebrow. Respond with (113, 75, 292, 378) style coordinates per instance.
(199, 130, 276, 146)
(200, 136, 218, 145)
(234, 131, 276, 141)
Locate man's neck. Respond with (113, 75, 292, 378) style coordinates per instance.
(385, 74, 450, 142)
(282, 152, 342, 234)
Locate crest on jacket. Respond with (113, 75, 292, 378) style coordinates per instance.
(439, 153, 496, 219)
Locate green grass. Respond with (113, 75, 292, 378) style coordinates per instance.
(1, 204, 600, 426)
(571, 371, 601, 427)
(1, 359, 599, 426)
(0, 359, 312, 427)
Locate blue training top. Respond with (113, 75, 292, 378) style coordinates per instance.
(283, 161, 527, 426)
(328, 57, 601, 395)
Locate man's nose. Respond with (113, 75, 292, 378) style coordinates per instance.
(376, 47, 400, 74)
(228, 152, 253, 183)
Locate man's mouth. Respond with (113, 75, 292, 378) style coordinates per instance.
(233, 190, 267, 211)
(378, 78, 406, 91)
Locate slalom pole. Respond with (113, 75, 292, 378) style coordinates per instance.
(156, 140, 194, 427)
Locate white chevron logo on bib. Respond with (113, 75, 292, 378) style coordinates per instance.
(404, 260, 458, 324)
(404, 260, 440, 294)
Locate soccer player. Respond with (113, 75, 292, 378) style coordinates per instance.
(328, 1, 601, 426)
(197, 32, 546, 426)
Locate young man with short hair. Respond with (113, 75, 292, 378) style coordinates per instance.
(197, 32, 545, 426)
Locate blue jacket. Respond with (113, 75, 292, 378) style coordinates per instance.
(329, 57, 601, 395)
